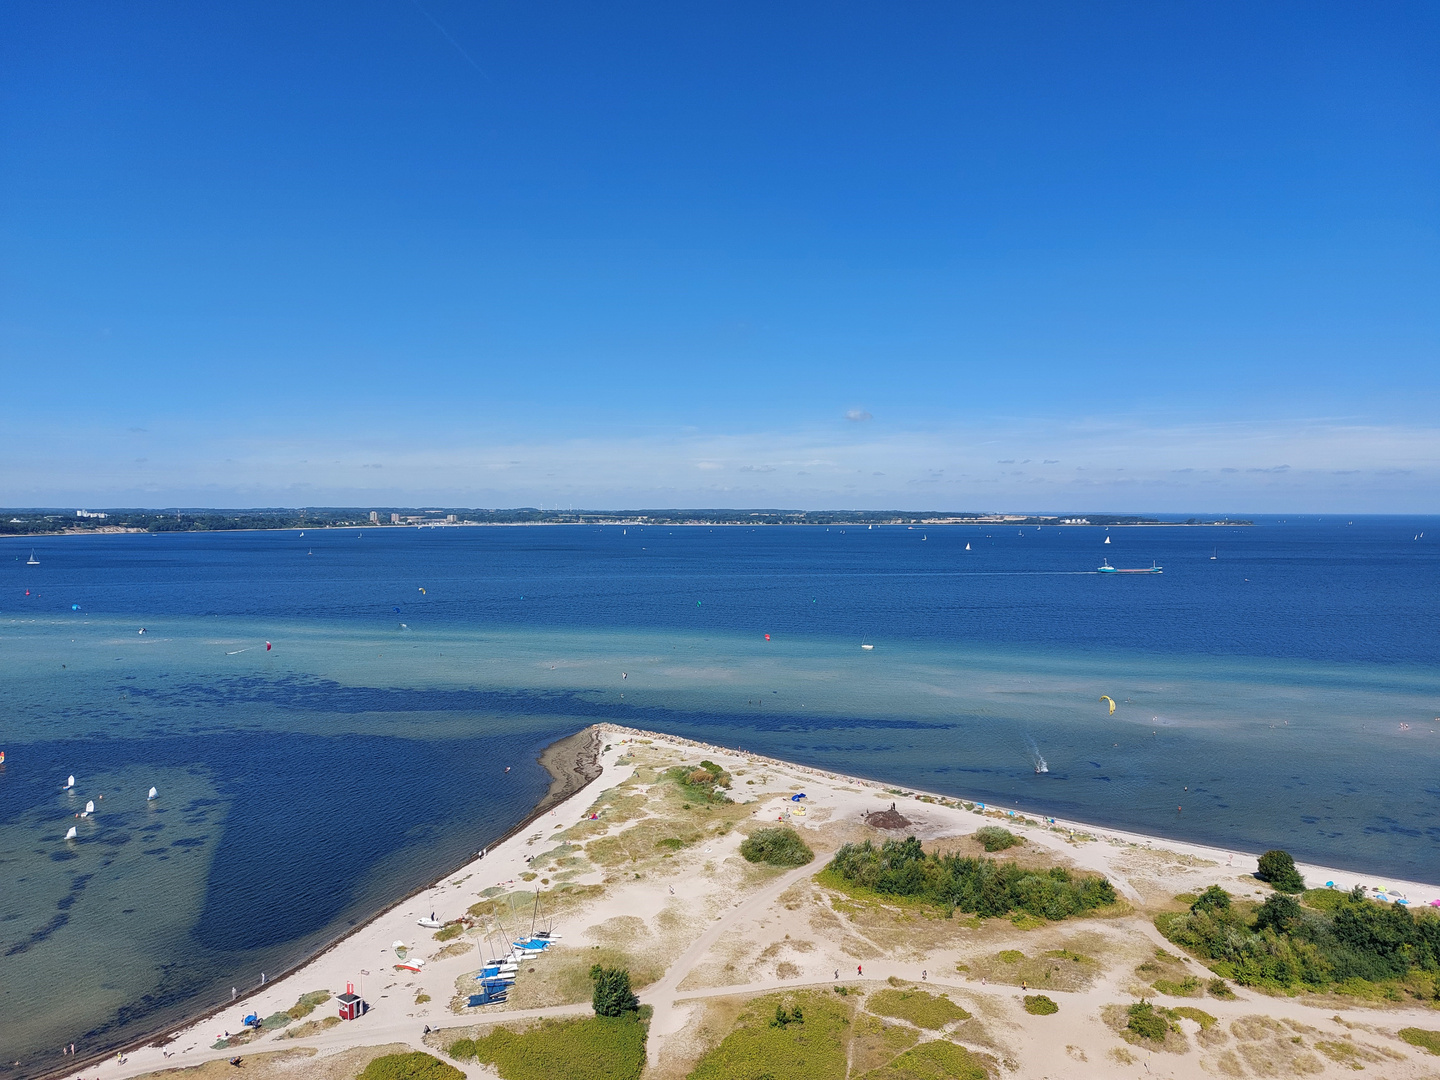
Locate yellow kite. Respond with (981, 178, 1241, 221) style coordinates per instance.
(1100, 695, 1115, 715)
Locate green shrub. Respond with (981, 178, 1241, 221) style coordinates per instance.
(975, 826, 1022, 852)
(1024, 994, 1058, 1015)
(471, 1015, 646, 1080)
(827, 835, 1116, 920)
(1400, 1028, 1440, 1055)
(433, 922, 464, 942)
(357, 1051, 466, 1080)
(1125, 1002, 1170, 1042)
(1206, 977, 1235, 999)
(1157, 878, 1440, 991)
(1191, 885, 1231, 913)
(1256, 850, 1305, 892)
(656, 837, 685, 851)
(740, 827, 815, 868)
(447, 1038, 476, 1061)
(591, 965, 639, 1017)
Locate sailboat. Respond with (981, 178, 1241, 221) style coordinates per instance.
(1210, 548, 1217, 560)
(147, 786, 158, 801)
(65, 826, 77, 840)
(82, 800, 95, 817)
(964, 542, 971, 551)
(63, 775, 75, 790)
(27, 550, 39, 565)
(1103, 536, 1111, 545)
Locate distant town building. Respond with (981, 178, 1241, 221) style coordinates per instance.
(369, 511, 380, 523)
(1060, 518, 1090, 525)
(75, 510, 108, 519)
(446, 514, 457, 523)
(391, 513, 401, 524)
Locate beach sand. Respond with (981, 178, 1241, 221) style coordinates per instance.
(52, 724, 1440, 1080)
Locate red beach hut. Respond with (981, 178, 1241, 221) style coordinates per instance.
(337, 983, 366, 1020)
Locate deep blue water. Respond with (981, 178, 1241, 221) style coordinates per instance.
(1, 517, 1438, 1076)
(7, 516, 1439, 662)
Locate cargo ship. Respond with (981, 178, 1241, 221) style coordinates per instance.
(1097, 560, 1162, 574)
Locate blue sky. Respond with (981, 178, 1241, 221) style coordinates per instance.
(2, 2, 1437, 511)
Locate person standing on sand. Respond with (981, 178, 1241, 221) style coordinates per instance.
(857, 964, 863, 976)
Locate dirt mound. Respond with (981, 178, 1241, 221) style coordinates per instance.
(864, 802, 913, 830)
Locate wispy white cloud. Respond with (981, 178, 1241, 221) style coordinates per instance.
(2, 415, 1437, 512)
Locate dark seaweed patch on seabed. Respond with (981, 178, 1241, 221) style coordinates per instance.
(129, 674, 956, 734)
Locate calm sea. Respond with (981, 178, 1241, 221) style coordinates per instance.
(2, 518, 1438, 1073)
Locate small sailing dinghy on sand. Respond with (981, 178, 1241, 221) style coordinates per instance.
(417, 914, 443, 929)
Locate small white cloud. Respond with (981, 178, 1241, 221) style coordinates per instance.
(696, 461, 723, 470)
(845, 409, 873, 422)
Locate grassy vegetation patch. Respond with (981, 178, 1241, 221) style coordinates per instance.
(974, 826, 1022, 852)
(1162, 1006, 1217, 1030)
(500, 943, 663, 1010)
(464, 1014, 647, 1080)
(740, 826, 815, 868)
(855, 1038, 990, 1080)
(1023, 995, 1058, 1015)
(1400, 1027, 1440, 1055)
(667, 761, 733, 805)
(848, 1012, 920, 1075)
(866, 988, 970, 1029)
(1152, 976, 1203, 997)
(688, 989, 851, 1080)
(358, 1051, 465, 1080)
(998, 950, 1024, 964)
(285, 990, 330, 1020)
(433, 922, 465, 942)
(280, 1015, 340, 1039)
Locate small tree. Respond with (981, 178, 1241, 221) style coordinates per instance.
(1256, 850, 1305, 893)
(590, 965, 639, 1017)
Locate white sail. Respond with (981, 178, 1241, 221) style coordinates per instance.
(964, 542, 971, 550)
(84, 800, 95, 814)
(65, 826, 77, 840)
(147, 786, 158, 800)
(65, 775, 75, 789)
(1104, 536, 1111, 544)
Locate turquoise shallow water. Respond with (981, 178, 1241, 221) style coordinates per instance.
(1, 520, 1438, 1075)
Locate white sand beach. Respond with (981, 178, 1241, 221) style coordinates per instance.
(60, 724, 1440, 1080)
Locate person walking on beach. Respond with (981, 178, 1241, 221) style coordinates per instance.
(857, 964, 863, 976)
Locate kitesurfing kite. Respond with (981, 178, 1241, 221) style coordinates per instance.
(1100, 695, 1116, 715)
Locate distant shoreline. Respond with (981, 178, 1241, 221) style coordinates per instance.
(1, 519, 1255, 539)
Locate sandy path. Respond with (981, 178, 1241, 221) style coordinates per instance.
(641, 859, 821, 1068)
